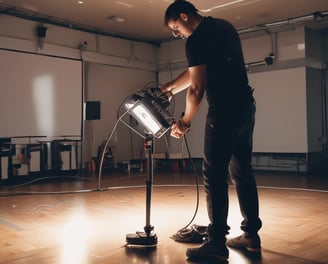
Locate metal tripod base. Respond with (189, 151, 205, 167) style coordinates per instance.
(126, 231, 158, 247)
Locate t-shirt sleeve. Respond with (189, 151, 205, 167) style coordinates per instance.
(186, 35, 207, 67)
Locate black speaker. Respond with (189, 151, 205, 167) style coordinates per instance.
(37, 26, 47, 38)
(85, 101, 101, 120)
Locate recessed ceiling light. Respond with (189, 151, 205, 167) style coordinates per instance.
(78, 1, 84, 4)
(107, 16, 125, 23)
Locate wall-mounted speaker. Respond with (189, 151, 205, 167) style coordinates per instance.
(37, 26, 47, 38)
(85, 101, 101, 120)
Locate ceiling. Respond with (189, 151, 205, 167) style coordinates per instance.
(0, 0, 328, 44)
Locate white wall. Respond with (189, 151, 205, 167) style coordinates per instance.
(249, 67, 307, 152)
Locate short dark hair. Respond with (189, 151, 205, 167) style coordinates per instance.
(164, 0, 198, 26)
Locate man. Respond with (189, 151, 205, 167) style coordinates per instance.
(161, 0, 262, 261)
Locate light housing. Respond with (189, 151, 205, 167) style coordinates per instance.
(123, 93, 171, 138)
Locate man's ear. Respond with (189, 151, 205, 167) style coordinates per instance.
(180, 13, 188, 21)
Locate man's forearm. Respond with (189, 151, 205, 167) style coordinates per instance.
(181, 64, 206, 124)
(182, 85, 204, 125)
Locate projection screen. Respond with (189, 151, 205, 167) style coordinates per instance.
(0, 49, 83, 139)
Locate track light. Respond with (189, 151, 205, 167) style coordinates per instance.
(37, 25, 47, 38)
(79, 41, 88, 51)
(246, 53, 275, 70)
(264, 53, 275, 65)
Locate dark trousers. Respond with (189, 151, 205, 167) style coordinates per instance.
(203, 100, 262, 242)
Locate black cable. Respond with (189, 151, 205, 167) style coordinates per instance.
(0, 175, 98, 197)
(171, 133, 202, 242)
(180, 134, 200, 229)
(97, 119, 121, 190)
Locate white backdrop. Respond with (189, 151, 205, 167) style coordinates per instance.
(250, 67, 308, 153)
(0, 49, 83, 139)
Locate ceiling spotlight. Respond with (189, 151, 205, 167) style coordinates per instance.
(107, 16, 125, 23)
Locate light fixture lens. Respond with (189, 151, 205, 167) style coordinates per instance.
(127, 104, 161, 135)
(124, 93, 171, 138)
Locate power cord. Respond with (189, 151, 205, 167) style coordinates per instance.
(97, 118, 121, 191)
(170, 134, 207, 243)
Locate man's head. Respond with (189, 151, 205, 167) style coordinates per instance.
(164, 0, 201, 39)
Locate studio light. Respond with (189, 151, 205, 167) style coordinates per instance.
(123, 93, 171, 138)
(114, 84, 174, 247)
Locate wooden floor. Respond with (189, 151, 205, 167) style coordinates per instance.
(0, 169, 327, 264)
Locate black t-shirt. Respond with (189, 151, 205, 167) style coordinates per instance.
(186, 17, 252, 113)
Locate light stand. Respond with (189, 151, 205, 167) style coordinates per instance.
(126, 133, 157, 247)
(118, 85, 173, 248)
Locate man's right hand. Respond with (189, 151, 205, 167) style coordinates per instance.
(170, 119, 191, 138)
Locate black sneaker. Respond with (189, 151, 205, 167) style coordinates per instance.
(226, 233, 261, 252)
(186, 239, 229, 261)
